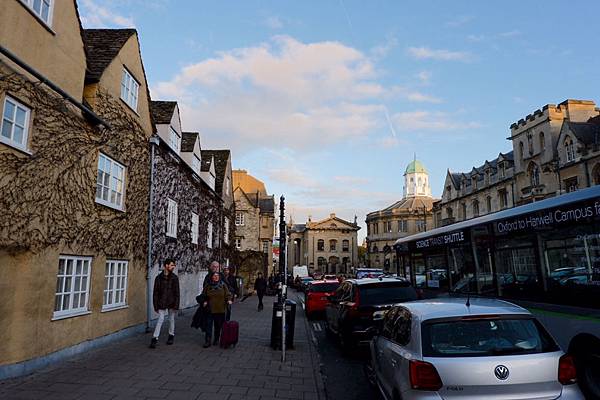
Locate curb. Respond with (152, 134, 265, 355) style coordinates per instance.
(298, 293, 329, 400)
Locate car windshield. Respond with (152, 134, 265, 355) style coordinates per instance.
(421, 317, 559, 357)
(358, 284, 417, 306)
(309, 283, 339, 293)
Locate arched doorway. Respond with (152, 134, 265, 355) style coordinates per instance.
(328, 256, 340, 274)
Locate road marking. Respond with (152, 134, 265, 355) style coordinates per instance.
(313, 323, 322, 332)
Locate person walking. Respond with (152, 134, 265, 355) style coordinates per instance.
(222, 266, 238, 321)
(203, 260, 225, 288)
(150, 258, 180, 349)
(202, 272, 232, 347)
(254, 272, 267, 311)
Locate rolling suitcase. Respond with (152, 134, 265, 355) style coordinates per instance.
(220, 320, 239, 348)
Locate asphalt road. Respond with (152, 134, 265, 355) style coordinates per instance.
(291, 290, 382, 400)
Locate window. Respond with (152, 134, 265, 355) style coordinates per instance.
(527, 133, 534, 155)
(472, 176, 478, 191)
(529, 162, 540, 187)
(262, 241, 269, 253)
(96, 154, 125, 210)
(342, 240, 349, 252)
(21, 0, 54, 26)
(207, 221, 213, 248)
(385, 221, 392, 233)
(486, 196, 492, 213)
(103, 260, 128, 310)
(235, 212, 245, 226)
(192, 154, 201, 174)
(539, 132, 545, 151)
(565, 136, 576, 162)
(499, 189, 508, 209)
(168, 127, 181, 153)
(472, 200, 480, 217)
(224, 218, 230, 244)
(235, 238, 242, 249)
(446, 208, 453, 219)
(416, 220, 426, 232)
(373, 223, 379, 234)
(191, 212, 199, 244)
(317, 239, 324, 251)
(1, 96, 31, 151)
(329, 239, 337, 252)
(499, 162, 505, 179)
(461, 203, 467, 220)
(398, 220, 408, 232)
(167, 198, 178, 238)
(53, 256, 91, 319)
(519, 142, 524, 159)
(120, 69, 139, 111)
(485, 170, 490, 185)
(392, 308, 412, 346)
(564, 177, 578, 193)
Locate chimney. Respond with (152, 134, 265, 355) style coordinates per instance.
(330, 213, 336, 219)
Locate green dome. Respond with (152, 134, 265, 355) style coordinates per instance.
(405, 159, 427, 174)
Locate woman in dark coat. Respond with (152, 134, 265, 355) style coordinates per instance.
(202, 272, 232, 347)
(254, 272, 267, 311)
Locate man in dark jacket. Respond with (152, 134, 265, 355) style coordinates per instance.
(150, 258, 180, 349)
(254, 272, 267, 311)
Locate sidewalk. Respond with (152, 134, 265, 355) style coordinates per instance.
(0, 291, 326, 400)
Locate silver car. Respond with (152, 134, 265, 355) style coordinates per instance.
(367, 298, 584, 399)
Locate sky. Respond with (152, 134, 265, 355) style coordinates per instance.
(78, 0, 600, 242)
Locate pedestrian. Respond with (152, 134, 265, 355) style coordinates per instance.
(203, 260, 225, 288)
(254, 272, 267, 311)
(222, 266, 238, 321)
(150, 258, 180, 349)
(202, 271, 232, 347)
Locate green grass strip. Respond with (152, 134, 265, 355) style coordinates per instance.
(527, 307, 600, 323)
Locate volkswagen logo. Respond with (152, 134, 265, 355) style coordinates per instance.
(494, 365, 509, 380)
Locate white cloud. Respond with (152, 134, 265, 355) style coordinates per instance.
(467, 34, 486, 42)
(406, 92, 442, 103)
(153, 36, 389, 155)
(265, 16, 283, 29)
(498, 30, 521, 38)
(392, 111, 481, 131)
(333, 176, 370, 185)
(371, 36, 399, 59)
(445, 15, 474, 28)
(408, 46, 472, 62)
(79, 0, 135, 28)
(415, 71, 432, 84)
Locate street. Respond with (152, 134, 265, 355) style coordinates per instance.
(290, 290, 381, 400)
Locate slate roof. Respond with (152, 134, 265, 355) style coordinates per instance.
(181, 132, 199, 153)
(259, 196, 275, 214)
(290, 224, 307, 233)
(368, 196, 436, 219)
(202, 150, 231, 195)
(448, 150, 514, 189)
(565, 121, 600, 145)
(150, 101, 177, 125)
(201, 157, 212, 172)
(82, 29, 136, 83)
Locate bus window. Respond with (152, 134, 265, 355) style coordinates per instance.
(495, 236, 542, 300)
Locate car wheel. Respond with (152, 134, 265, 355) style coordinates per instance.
(577, 353, 600, 399)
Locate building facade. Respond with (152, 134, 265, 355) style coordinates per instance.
(232, 170, 275, 274)
(0, 4, 153, 374)
(287, 214, 360, 275)
(366, 160, 436, 270)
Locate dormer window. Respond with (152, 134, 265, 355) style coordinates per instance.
(120, 69, 139, 111)
(192, 154, 201, 174)
(565, 136, 576, 162)
(168, 126, 180, 153)
(472, 176, 477, 190)
(485, 170, 491, 185)
(499, 162, 505, 179)
(22, 0, 54, 26)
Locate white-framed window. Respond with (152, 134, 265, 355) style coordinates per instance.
(102, 260, 128, 310)
(416, 220, 426, 232)
(168, 126, 180, 153)
(565, 136, 576, 163)
(262, 241, 269, 253)
(192, 154, 201, 174)
(191, 212, 199, 244)
(235, 238, 242, 249)
(235, 212, 245, 226)
(207, 221, 213, 248)
(96, 153, 125, 210)
(120, 68, 139, 111)
(167, 198, 178, 238)
(1, 96, 31, 151)
(53, 256, 91, 319)
(224, 218, 230, 244)
(20, 0, 54, 26)
(398, 220, 408, 232)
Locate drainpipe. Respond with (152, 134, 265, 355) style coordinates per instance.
(146, 135, 160, 332)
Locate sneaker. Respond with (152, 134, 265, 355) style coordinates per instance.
(166, 335, 174, 345)
(149, 337, 158, 349)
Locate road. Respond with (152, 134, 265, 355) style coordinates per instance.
(291, 290, 382, 400)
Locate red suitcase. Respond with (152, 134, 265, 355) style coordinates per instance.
(220, 320, 239, 348)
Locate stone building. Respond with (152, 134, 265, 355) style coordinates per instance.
(232, 170, 275, 274)
(0, 3, 153, 377)
(366, 160, 436, 270)
(287, 214, 360, 275)
(149, 101, 230, 309)
(433, 152, 516, 227)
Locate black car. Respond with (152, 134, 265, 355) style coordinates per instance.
(325, 277, 418, 351)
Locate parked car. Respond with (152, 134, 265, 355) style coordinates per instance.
(356, 268, 384, 279)
(305, 280, 340, 319)
(325, 277, 418, 351)
(367, 297, 584, 400)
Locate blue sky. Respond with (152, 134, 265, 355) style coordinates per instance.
(79, 0, 600, 241)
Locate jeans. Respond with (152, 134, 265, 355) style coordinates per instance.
(153, 309, 175, 338)
(205, 313, 225, 341)
(257, 292, 264, 310)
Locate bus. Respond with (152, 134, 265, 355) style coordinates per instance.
(394, 185, 600, 398)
